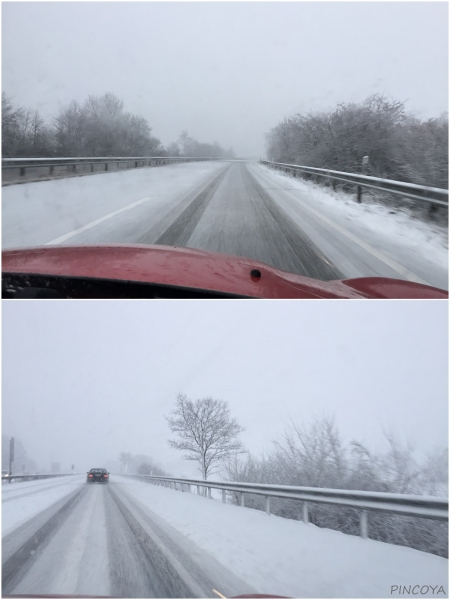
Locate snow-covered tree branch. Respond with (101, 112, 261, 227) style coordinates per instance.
(165, 394, 244, 479)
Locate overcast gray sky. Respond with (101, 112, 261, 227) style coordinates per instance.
(2, 2, 448, 156)
(2, 301, 447, 477)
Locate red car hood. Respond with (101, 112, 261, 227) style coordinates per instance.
(2, 244, 447, 299)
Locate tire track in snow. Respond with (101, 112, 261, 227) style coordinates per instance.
(153, 165, 231, 247)
(2, 486, 86, 594)
(106, 485, 196, 597)
(242, 164, 343, 280)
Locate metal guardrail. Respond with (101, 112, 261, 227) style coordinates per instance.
(260, 160, 449, 209)
(2, 156, 216, 181)
(125, 474, 448, 540)
(1, 473, 76, 484)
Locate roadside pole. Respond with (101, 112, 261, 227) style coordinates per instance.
(9, 437, 14, 482)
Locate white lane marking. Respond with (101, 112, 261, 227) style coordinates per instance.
(44, 196, 153, 245)
(212, 589, 227, 598)
(255, 166, 429, 285)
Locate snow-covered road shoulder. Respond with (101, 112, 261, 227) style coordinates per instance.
(2, 475, 86, 536)
(254, 163, 448, 290)
(116, 476, 448, 598)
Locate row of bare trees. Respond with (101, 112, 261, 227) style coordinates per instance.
(224, 416, 448, 558)
(120, 394, 446, 557)
(266, 94, 448, 188)
(172, 131, 235, 159)
(164, 394, 446, 556)
(2, 92, 235, 159)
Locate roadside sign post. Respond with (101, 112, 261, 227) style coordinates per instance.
(9, 437, 14, 482)
(358, 156, 370, 203)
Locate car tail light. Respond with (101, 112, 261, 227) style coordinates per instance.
(104, 474, 108, 478)
(88, 474, 93, 477)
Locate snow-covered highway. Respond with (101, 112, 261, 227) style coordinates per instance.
(2, 161, 447, 289)
(3, 475, 251, 598)
(2, 475, 448, 598)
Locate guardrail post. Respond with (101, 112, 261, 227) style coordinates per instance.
(303, 501, 309, 523)
(266, 496, 271, 515)
(49, 165, 54, 175)
(357, 185, 362, 203)
(360, 510, 368, 538)
(333, 179, 336, 191)
(20, 167, 25, 177)
(222, 489, 226, 503)
(105, 162, 108, 172)
(91, 163, 94, 173)
(240, 493, 245, 507)
(73, 164, 77, 172)
(208, 487, 212, 499)
(197, 485, 200, 494)
(428, 204, 438, 218)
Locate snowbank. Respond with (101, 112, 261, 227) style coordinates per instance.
(257, 164, 448, 272)
(116, 476, 448, 598)
(2, 475, 85, 536)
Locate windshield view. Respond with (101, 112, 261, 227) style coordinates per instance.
(1, 2, 448, 299)
(2, 301, 448, 598)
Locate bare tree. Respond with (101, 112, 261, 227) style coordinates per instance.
(271, 415, 346, 488)
(130, 454, 168, 477)
(166, 142, 181, 157)
(118, 451, 133, 474)
(2, 93, 24, 156)
(54, 100, 85, 156)
(165, 394, 244, 479)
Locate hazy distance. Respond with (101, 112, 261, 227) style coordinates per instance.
(2, 2, 448, 157)
(2, 301, 447, 477)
